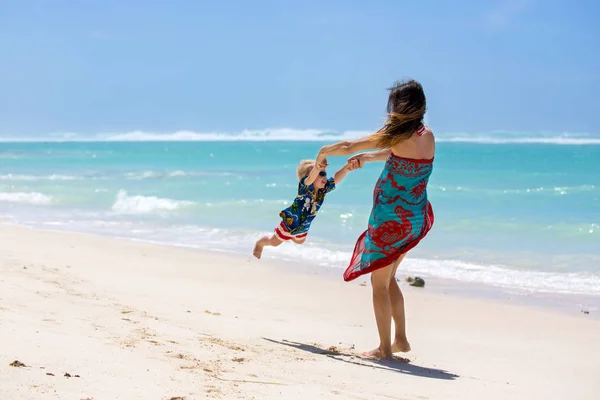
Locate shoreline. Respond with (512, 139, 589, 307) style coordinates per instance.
(269, 253, 600, 320)
(1, 223, 599, 399)
(3, 220, 599, 320)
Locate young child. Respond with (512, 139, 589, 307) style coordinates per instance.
(253, 157, 357, 259)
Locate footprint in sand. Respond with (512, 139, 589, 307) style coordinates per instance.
(166, 352, 189, 360)
(142, 311, 159, 320)
(205, 385, 223, 396)
(200, 336, 246, 352)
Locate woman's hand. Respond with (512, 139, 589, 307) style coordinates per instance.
(348, 153, 367, 169)
(316, 151, 328, 169)
(346, 158, 360, 170)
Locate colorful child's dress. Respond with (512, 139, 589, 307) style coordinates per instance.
(275, 176, 336, 241)
(343, 151, 434, 281)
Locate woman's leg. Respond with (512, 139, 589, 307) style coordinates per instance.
(389, 254, 411, 352)
(363, 262, 396, 359)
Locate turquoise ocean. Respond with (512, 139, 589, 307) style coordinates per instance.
(1, 130, 599, 298)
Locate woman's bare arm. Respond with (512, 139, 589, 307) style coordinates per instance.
(350, 149, 392, 165)
(317, 135, 380, 159)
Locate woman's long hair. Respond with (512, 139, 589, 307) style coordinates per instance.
(372, 79, 427, 148)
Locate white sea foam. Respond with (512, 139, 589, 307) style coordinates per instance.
(111, 190, 194, 214)
(168, 170, 188, 177)
(403, 258, 600, 295)
(0, 174, 78, 181)
(0, 191, 53, 205)
(148, 226, 597, 295)
(430, 184, 597, 195)
(435, 132, 600, 145)
(217, 231, 600, 295)
(100, 129, 369, 142)
(124, 171, 162, 179)
(284, 247, 600, 294)
(123, 170, 235, 179)
(2, 210, 598, 295)
(437, 137, 600, 145)
(1, 129, 598, 144)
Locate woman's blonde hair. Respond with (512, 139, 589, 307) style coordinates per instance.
(296, 159, 316, 180)
(371, 79, 427, 148)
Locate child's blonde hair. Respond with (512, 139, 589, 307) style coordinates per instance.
(296, 159, 316, 180)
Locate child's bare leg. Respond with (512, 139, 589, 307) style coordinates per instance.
(253, 234, 282, 259)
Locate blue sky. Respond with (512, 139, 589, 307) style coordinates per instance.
(0, 0, 598, 136)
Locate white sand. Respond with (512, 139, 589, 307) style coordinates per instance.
(1, 224, 599, 400)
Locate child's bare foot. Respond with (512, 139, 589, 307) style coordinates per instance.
(362, 346, 393, 360)
(392, 339, 411, 353)
(252, 242, 264, 259)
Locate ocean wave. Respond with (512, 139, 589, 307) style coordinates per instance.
(1, 211, 598, 295)
(111, 190, 195, 214)
(0, 129, 369, 142)
(436, 132, 600, 145)
(157, 226, 598, 295)
(431, 184, 597, 195)
(0, 191, 53, 205)
(101, 129, 370, 142)
(437, 138, 600, 145)
(0, 174, 79, 181)
(404, 258, 600, 295)
(123, 170, 235, 179)
(1, 129, 598, 144)
(264, 242, 600, 294)
(124, 171, 162, 179)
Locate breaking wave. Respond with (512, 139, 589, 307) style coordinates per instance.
(111, 190, 195, 214)
(0, 191, 53, 205)
(3, 129, 597, 144)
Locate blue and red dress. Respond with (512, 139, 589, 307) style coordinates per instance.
(343, 134, 435, 281)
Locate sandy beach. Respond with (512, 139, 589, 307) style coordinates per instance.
(1, 224, 598, 400)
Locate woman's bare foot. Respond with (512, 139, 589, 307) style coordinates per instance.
(362, 346, 393, 360)
(391, 339, 411, 353)
(252, 242, 263, 259)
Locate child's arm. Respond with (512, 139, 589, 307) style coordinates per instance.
(333, 160, 357, 185)
(303, 158, 327, 187)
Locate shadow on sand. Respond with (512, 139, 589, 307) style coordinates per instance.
(263, 338, 459, 381)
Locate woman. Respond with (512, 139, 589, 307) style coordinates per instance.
(316, 79, 435, 359)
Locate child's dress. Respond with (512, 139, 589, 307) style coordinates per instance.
(343, 150, 434, 281)
(275, 176, 336, 241)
